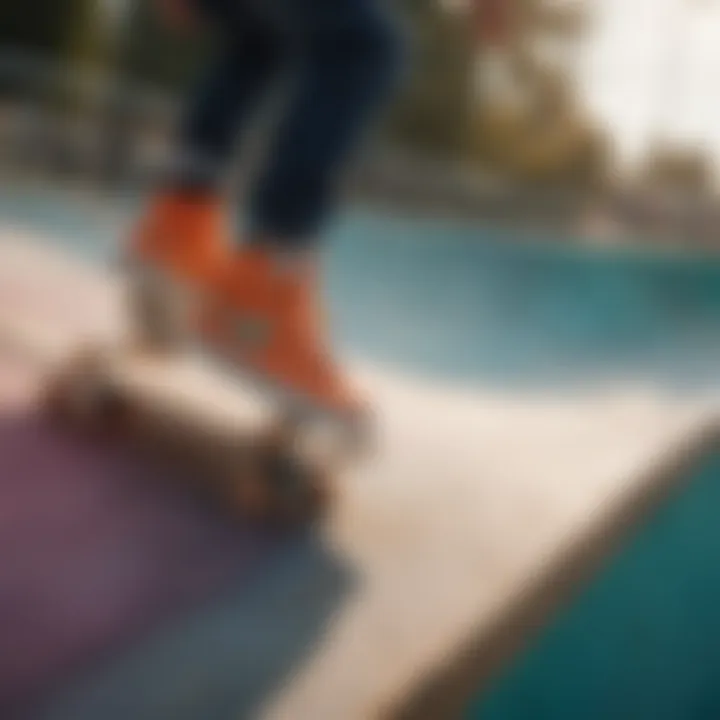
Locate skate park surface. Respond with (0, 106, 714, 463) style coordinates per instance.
(1, 184, 720, 720)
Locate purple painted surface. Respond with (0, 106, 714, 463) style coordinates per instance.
(0, 361, 280, 717)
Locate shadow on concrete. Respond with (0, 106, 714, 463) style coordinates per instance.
(0, 411, 354, 720)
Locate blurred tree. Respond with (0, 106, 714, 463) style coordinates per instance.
(62, 0, 106, 68)
(468, 0, 608, 187)
(0, 0, 113, 66)
(384, 0, 607, 186)
(385, 0, 476, 159)
(0, 2, 70, 56)
(639, 144, 713, 197)
(0, 0, 608, 188)
(0, 0, 203, 89)
(120, 1, 207, 90)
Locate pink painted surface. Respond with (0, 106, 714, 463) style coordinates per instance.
(0, 264, 282, 718)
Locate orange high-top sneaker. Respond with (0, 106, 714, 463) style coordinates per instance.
(129, 191, 229, 286)
(127, 191, 230, 345)
(198, 246, 367, 425)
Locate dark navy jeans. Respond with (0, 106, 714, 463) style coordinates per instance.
(177, 0, 403, 247)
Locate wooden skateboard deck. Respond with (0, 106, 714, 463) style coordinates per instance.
(41, 343, 336, 526)
(0, 225, 359, 526)
(0, 255, 344, 526)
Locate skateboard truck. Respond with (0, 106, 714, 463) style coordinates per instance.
(41, 344, 342, 526)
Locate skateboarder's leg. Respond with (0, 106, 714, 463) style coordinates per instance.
(246, 0, 404, 246)
(204, 0, 404, 418)
(131, 1, 285, 285)
(173, 1, 286, 191)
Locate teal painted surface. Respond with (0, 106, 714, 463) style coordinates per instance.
(2, 182, 720, 393)
(326, 213, 720, 392)
(468, 452, 720, 720)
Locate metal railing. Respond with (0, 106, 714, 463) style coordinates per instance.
(0, 47, 177, 189)
(1, 48, 718, 247)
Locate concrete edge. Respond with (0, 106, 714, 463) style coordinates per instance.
(388, 413, 720, 720)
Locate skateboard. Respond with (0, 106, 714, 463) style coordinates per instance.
(39, 265, 365, 527)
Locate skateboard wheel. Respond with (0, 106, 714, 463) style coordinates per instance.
(262, 440, 332, 526)
(225, 422, 331, 526)
(42, 351, 132, 436)
(229, 470, 276, 523)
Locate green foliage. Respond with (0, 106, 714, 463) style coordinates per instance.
(120, 2, 208, 90)
(640, 144, 713, 196)
(0, 1, 77, 56)
(385, 0, 475, 159)
(468, 0, 608, 187)
(0, 0, 204, 91)
(0, 0, 608, 186)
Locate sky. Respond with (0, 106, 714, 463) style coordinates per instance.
(579, 0, 720, 169)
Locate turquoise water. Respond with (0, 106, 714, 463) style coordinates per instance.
(468, 451, 720, 720)
(2, 183, 720, 393)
